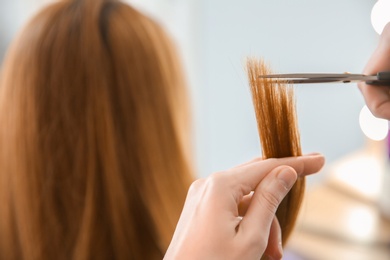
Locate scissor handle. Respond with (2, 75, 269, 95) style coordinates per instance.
(366, 71, 390, 86)
(377, 71, 390, 81)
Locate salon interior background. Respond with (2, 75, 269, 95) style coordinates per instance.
(0, 0, 378, 184)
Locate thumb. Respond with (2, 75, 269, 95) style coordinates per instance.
(238, 166, 297, 243)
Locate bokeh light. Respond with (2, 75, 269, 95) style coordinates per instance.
(371, 0, 390, 34)
(359, 105, 388, 141)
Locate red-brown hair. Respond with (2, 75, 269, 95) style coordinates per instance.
(247, 58, 304, 245)
(0, 0, 193, 259)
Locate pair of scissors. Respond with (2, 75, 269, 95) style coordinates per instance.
(258, 71, 390, 85)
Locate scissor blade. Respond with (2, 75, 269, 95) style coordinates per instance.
(258, 71, 390, 85)
(285, 79, 363, 84)
(258, 73, 369, 79)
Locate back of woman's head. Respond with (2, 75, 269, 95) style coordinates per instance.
(0, 0, 193, 259)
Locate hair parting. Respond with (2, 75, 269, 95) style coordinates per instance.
(246, 58, 304, 245)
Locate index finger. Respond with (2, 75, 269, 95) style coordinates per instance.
(227, 153, 325, 192)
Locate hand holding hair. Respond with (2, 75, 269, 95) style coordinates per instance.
(164, 154, 325, 260)
(359, 22, 390, 119)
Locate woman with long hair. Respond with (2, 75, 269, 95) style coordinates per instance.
(0, 0, 324, 259)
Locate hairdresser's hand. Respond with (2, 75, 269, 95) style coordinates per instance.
(359, 22, 390, 119)
(164, 153, 325, 260)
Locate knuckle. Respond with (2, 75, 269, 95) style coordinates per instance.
(188, 178, 205, 194)
(207, 171, 226, 186)
(258, 189, 281, 214)
(199, 171, 230, 195)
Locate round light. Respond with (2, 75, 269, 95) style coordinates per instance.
(371, 0, 390, 34)
(359, 105, 388, 141)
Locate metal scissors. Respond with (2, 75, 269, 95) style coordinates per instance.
(258, 71, 390, 85)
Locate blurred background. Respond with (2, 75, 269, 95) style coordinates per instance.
(0, 0, 376, 181)
(1, 0, 389, 259)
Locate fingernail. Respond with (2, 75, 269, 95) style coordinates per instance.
(277, 168, 296, 189)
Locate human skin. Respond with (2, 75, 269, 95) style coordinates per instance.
(359, 22, 390, 120)
(165, 153, 325, 260)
